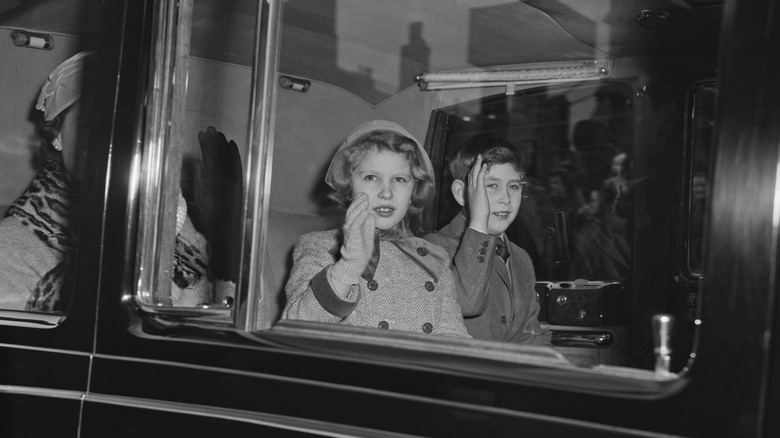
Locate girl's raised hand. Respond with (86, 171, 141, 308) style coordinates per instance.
(332, 192, 376, 285)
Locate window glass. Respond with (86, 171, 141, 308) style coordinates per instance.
(687, 83, 716, 276)
(133, 0, 721, 381)
(257, 0, 722, 378)
(0, 4, 102, 320)
(133, 0, 258, 318)
(433, 83, 635, 284)
(426, 83, 639, 367)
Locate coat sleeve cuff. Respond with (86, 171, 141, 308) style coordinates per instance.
(311, 266, 359, 317)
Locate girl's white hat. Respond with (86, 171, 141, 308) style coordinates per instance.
(35, 51, 94, 121)
(325, 120, 433, 189)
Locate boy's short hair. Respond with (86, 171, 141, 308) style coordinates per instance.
(449, 133, 524, 182)
(327, 129, 435, 213)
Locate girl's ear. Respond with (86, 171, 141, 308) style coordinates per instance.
(451, 179, 467, 207)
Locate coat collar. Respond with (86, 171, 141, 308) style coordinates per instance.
(361, 223, 449, 282)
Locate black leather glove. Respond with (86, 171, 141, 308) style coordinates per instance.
(193, 126, 243, 283)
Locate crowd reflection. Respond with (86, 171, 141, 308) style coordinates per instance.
(517, 120, 632, 283)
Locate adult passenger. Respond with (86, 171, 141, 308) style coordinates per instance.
(0, 52, 226, 311)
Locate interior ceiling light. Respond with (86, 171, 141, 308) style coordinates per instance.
(634, 10, 675, 29)
(11, 30, 54, 50)
(416, 60, 612, 94)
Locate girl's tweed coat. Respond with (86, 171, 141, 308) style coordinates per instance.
(283, 229, 471, 338)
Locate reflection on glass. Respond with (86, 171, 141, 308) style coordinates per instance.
(688, 84, 717, 275)
(0, 51, 98, 314)
(435, 82, 635, 283)
(136, 0, 256, 309)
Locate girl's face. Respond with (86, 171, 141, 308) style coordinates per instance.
(351, 149, 415, 230)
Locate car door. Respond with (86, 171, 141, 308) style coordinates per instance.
(76, 0, 780, 437)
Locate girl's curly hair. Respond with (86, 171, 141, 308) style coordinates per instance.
(327, 130, 435, 214)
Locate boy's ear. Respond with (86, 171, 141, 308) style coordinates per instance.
(451, 179, 467, 207)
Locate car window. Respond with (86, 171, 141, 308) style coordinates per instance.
(429, 82, 635, 284)
(0, 7, 102, 324)
(132, 0, 720, 385)
(132, 0, 262, 326)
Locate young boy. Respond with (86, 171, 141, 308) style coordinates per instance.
(425, 134, 551, 345)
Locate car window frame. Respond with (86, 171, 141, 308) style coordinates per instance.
(124, 0, 698, 396)
(129, 0, 280, 332)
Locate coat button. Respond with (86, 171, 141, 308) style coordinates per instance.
(378, 321, 389, 329)
(481, 241, 489, 248)
(425, 281, 435, 291)
(500, 315, 507, 323)
(479, 248, 487, 255)
(417, 247, 427, 256)
(422, 322, 433, 333)
(477, 256, 485, 263)
(367, 280, 378, 290)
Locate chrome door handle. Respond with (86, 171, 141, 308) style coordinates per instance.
(551, 332, 613, 346)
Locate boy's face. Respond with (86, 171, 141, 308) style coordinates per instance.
(351, 149, 415, 230)
(483, 163, 524, 235)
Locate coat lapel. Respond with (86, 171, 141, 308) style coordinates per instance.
(493, 255, 511, 289)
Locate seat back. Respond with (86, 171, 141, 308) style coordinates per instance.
(256, 208, 342, 329)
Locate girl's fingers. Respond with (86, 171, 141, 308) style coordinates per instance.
(347, 209, 368, 236)
(344, 206, 357, 230)
(363, 211, 375, 234)
(345, 193, 367, 226)
(362, 213, 376, 253)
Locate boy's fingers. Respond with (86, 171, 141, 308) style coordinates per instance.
(469, 155, 483, 189)
(468, 157, 476, 187)
(477, 163, 487, 187)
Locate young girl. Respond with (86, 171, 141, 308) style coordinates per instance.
(283, 120, 470, 337)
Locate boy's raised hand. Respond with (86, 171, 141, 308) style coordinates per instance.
(467, 155, 490, 234)
(332, 192, 376, 285)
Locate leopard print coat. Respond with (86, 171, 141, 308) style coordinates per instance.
(1, 158, 215, 311)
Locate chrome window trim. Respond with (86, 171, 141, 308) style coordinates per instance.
(129, 0, 280, 330)
(682, 79, 717, 280)
(134, 0, 194, 307)
(0, 309, 65, 328)
(0, 343, 91, 356)
(239, 0, 282, 331)
(0, 385, 84, 401)
(258, 320, 688, 397)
